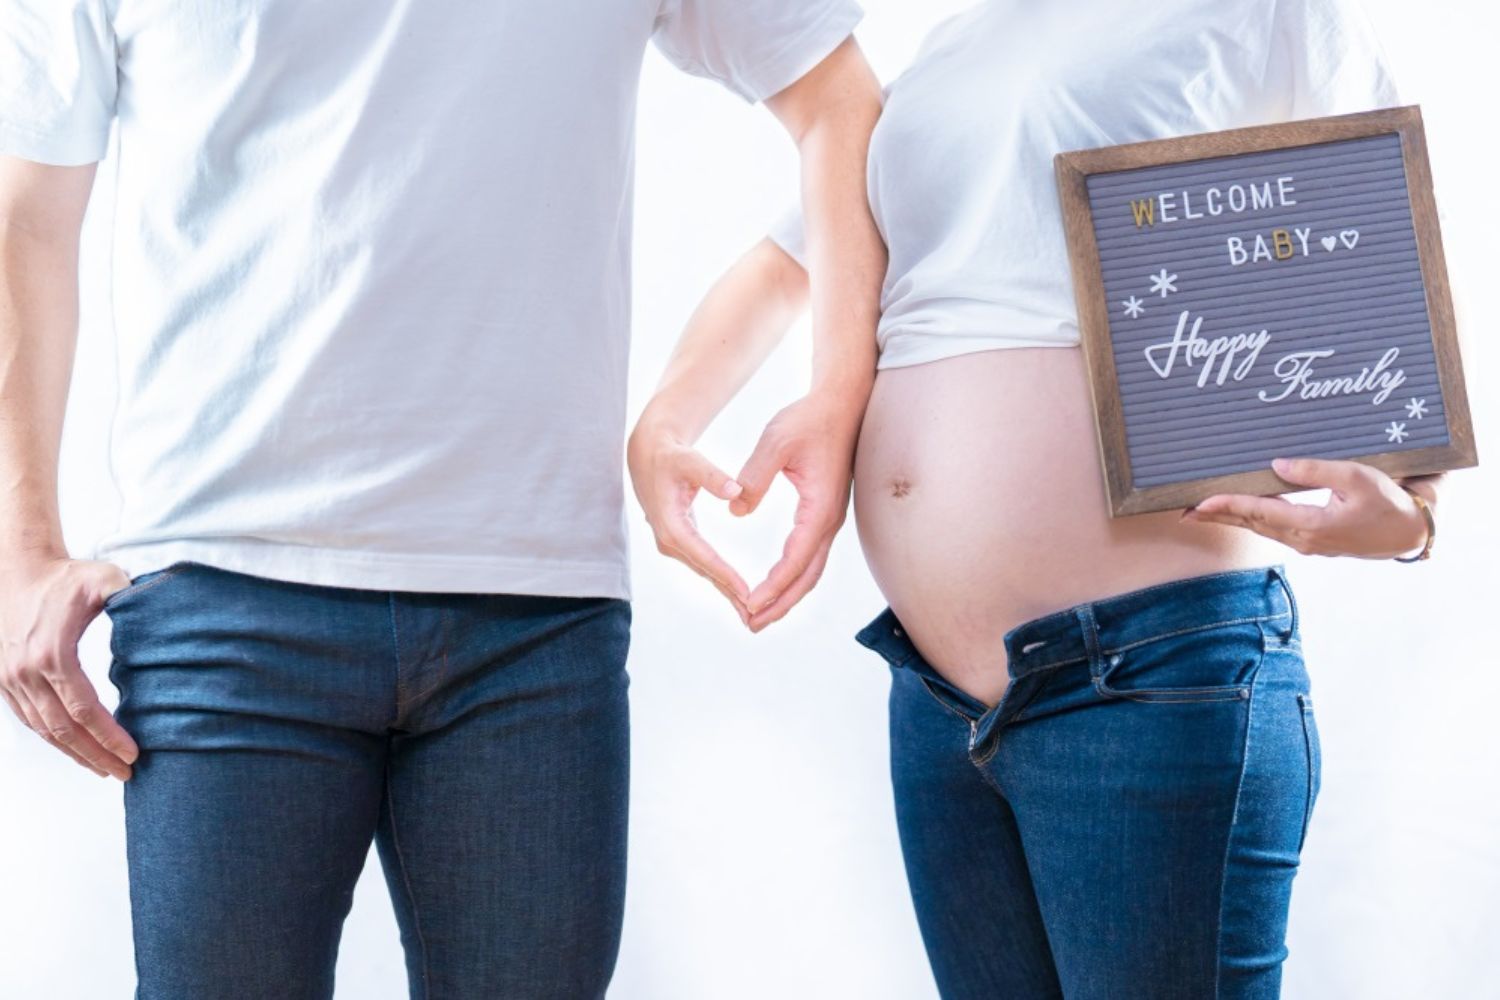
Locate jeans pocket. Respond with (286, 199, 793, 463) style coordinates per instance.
(1297, 693, 1322, 852)
(1094, 620, 1261, 704)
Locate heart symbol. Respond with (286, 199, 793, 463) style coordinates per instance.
(1340, 229, 1359, 250)
(1320, 236, 1337, 252)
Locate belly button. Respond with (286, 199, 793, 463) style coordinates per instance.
(889, 477, 913, 499)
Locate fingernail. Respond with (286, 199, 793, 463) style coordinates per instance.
(1180, 507, 1196, 520)
(725, 481, 743, 498)
(1272, 458, 1291, 475)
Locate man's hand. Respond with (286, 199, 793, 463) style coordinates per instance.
(628, 419, 752, 622)
(0, 556, 138, 779)
(1183, 457, 1443, 559)
(731, 387, 864, 631)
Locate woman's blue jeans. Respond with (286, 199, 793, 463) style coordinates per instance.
(858, 566, 1317, 1000)
(105, 562, 632, 999)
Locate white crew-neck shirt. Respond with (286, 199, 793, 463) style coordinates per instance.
(772, 0, 1399, 369)
(0, 0, 863, 598)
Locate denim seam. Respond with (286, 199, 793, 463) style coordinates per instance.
(387, 594, 406, 727)
(101, 560, 193, 610)
(1101, 611, 1289, 657)
(1213, 629, 1268, 996)
(1296, 694, 1317, 853)
(384, 766, 432, 997)
(917, 676, 980, 726)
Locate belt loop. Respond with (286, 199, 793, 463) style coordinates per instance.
(1075, 603, 1104, 684)
(1270, 565, 1298, 640)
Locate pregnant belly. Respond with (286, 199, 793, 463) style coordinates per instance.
(852, 345, 1279, 707)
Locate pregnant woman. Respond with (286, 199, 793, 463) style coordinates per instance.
(630, 1, 1446, 996)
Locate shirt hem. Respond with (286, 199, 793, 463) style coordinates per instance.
(0, 121, 109, 166)
(876, 329, 1082, 370)
(91, 538, 633, 601)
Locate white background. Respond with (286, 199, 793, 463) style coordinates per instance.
(2, 2, 1496, 997)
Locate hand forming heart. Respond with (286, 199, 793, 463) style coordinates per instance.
(627, 393, 861, 631)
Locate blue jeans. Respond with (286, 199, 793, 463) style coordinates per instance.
(858, 566, 1317, 1000)
(104, 562, 632, 999)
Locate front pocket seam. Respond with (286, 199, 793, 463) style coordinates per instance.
(1297, 693, 1319, 853)
(917, 676, 980, 725)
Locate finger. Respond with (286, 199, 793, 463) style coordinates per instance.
(5, 687, 108, 777)
(1271, 457, 1366, 497)
(748, 540, 833, 632)
(1182, 509, 1310, 553)
(656, 525, 751, 604)
(23, 677, 132, 780)
(91, 561, 132, 605)
(1188, 493, 1324, 533)
(730, 431, 785, 517)
(746, 515, 827, 615)
(685, 452, 744, 504)
(49, 658, 139, 767)
(660, 540, 751, 623)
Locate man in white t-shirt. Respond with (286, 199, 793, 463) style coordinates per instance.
(0, 1, 883, 994)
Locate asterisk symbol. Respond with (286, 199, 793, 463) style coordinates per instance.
(1405, 398, 1428, 420)
(1122, 295, 1145, 319)
(1385, 421, 1409, 444)
(1147, 269, 1179, 298)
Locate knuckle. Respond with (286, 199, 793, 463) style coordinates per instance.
(46, 723, 75, 742)
(65, 702, 96, 724)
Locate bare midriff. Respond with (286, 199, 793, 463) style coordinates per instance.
(852, 345, 1280, 708)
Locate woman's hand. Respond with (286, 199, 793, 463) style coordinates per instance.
(730, 386, 864, 632)
(1182, 457, 1443, 559)
(627, 415, 752, 622)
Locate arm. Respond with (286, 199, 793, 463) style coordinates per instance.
(629, 239, 809, 619)
(0, 154, 135, 779)
(630, 37, 884, 629)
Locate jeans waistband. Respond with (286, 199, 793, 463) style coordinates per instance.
(855, 565, 1297, 680)
(1004, 565, 1296, 680)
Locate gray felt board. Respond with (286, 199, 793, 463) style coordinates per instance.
(1084, 133, 1447, 490)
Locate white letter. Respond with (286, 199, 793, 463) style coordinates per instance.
(1228, 185, 1248, 212)
(1251, 182, 1274, 210)
(1294, 227, 1311, 256)
(1206, 187, 1223, 215)
(1227, 236, 1248, 266)
(1183, 191, 1203, 220)
(1158, 192, 1179, 223)
(1278, 176, 1297, 206)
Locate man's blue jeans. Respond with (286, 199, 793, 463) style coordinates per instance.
(104, 561, 632, 999)
(859, 566, 1317, 999)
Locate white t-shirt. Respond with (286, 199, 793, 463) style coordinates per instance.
(771, 0, 1400, 369)
(0, 0, 864, 598)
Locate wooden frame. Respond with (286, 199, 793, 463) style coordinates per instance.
(1055, 106, 1477, 516)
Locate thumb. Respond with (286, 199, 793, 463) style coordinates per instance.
(1272, 457, 1361, 495)
(687, 451, 743, 503)
(87, 561, 132, 604)
(731, 432, 785, 517)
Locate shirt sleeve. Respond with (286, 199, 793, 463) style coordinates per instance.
(0, 0, 118, 165)
(652, 0, 864, 104)
(766, 203, 808, 269)
(1269, 0, 1401, 119)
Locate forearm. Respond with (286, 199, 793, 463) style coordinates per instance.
(780, 42, 884, 404)
(0, 222, 81, 562)
(639, 239, 809, 443)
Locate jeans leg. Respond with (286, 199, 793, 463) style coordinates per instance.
(993, 623, 1310, 999)
(888, 666, 1062, 1000)
(374, 594, 631, 1000)
(107, 565, 393, 1000)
